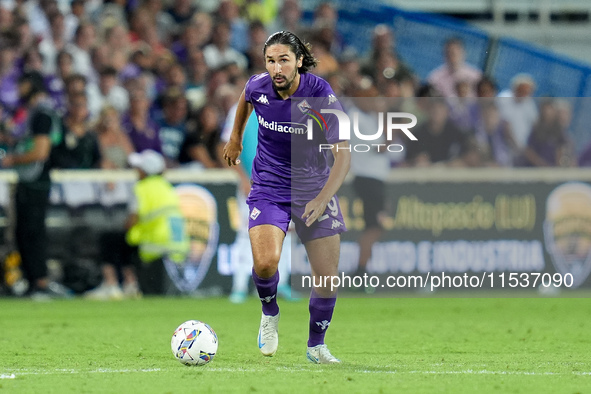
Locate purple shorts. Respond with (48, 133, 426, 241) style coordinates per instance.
(247, 195, 347, 243)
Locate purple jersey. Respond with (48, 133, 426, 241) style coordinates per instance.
(245, 72, 344, 204)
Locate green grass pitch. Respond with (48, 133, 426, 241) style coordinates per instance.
(1, 295, 590, 393)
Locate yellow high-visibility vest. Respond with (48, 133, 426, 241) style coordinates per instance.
(126, 175, 189, 263)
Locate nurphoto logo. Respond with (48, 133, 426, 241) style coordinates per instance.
(302, 107, 418, 153)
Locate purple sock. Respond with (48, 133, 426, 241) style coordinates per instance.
(308, 289, 337, 347)
(252, 268, 279, 316)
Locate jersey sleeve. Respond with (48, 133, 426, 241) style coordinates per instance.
(244, 75, 256, 103)
(314, 78, 344, 144)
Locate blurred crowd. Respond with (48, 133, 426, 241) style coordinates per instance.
(0, 0, 589, 171)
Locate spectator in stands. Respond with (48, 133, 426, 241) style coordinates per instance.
(167, 0, 197, 31)
(127, 44, 154, 75)
(67, 23, 97, 82)
(472, 100, 516, 167)
(157, 87, 189, 166)
(205, 66, 231, 103)
(95, 106, 135, 169)
(0, 5, 13, 34)
(311, 2, 344, 55)
(203, 20, 248, 71)
(555, 99, 577, 167)
(337, 49, 363, 95)
(373, 52, 414, 96)
(14, 16, 36, 59)
(51, 92, 102, 169)
(476, 75, 498, 98)
(164, 62, 187, 92)
(214, 83, 241, 123)
(179, 103, 224, 168)
(170, 24, 199, 66)
(308, 38, 338, 78)
(404, 98, 474, 167)
(497, 73, 538, 150)
(269, 0, 302, 34)
(245, 20, 268, 74)
(104, 24, 131, 58)
(2, 71, 71, 299)
(141, 23, 168, 59)
(22, 48, 44, 73)
(39, 11, 67, 75)
(64, 73, 102, 120)
(427, 37, 482, 97)
(579, 141, 591, 167)
(121, 88, 162, 153)
(66, 0, 85, 41)
(370, 24, 396, 62)
(45, 50, 73, 114)
(143, 0, 176, 44)
(521, 98, 574, 167)
(186, 48, 209, 110)
(0, 31, 20, 112)
(191, 12, 214, 49)
(447, 80, 478, 132)
(129, 7, 152, 44)
(217, 0, 249, 54)
(25, 0, 54, 43)
(96, 66, 129, 114)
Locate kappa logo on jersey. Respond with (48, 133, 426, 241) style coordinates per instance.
(328, 94, 338, 104)
(250, 207, 261, 220)
(260, 294, 276, 303)
(316, 320, 330, 330)
(331, 219, 343, 229)
(256, 94, 269, 105)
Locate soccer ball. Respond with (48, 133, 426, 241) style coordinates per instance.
(171, 320, 218, 366)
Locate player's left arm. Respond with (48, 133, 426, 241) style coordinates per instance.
(302, 141, 350, 227)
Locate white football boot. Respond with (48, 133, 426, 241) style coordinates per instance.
(306, 344, 341, 364)
(258, 312, 279, 356)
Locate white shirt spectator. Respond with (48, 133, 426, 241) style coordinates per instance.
(67, 44, 93, 81)
(96, 85, 129, 115)
(203, 44, 247, 71)
(497, 91, 538, 149)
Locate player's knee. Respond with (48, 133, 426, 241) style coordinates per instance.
(253, 253, 280, 278)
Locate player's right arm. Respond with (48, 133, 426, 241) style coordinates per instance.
(223, 89, 253, 167)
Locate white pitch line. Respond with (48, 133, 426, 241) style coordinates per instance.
(2, 367, 590, 377)
(0, 368, 163, 377)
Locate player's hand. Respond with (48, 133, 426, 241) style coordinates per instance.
(222, 139, 242, 167)
(301, 196, 329, 227)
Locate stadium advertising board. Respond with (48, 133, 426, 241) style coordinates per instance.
(289, 179, 591, 292)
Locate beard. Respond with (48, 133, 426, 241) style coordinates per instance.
(272, 69, 298, 91)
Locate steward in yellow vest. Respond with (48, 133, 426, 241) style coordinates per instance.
(127, 150, 189, 264)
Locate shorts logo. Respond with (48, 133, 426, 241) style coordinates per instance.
(250, 207, 261, 220)
(331, 219, 342, 229)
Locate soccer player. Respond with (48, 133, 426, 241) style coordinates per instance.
(223, 31, 350, 363)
